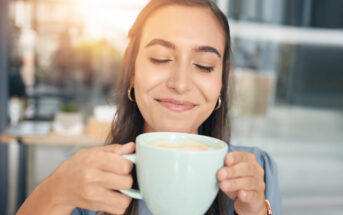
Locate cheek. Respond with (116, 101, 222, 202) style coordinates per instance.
(134, 55, 168, 119)
(134, 58, 150, 106)
(134, 57, 166, 96)
(196, 72, 222, 103)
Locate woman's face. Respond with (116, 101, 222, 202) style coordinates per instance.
(134, 5, 225, 133)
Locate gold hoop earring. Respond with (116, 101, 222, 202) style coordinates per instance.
(214, 96, 222, 111)
(128, 87, 135, 102)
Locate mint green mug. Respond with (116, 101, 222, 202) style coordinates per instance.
(121, 132, 228, 215)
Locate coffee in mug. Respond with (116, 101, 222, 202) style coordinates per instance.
(149, 138, 211, 151)
(120, 132, 228, 215)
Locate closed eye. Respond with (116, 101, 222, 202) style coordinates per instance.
(150, 58, 172, 64)
(194, 64, 214, 72)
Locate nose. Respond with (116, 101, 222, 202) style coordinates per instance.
(166, 62, 193, 94)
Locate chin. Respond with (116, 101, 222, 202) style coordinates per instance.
(151, 122, 197, 134)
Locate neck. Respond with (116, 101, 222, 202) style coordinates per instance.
(143, 122, 198, 134)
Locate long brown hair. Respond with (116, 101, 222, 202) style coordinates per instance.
(104, 0, 232, 214)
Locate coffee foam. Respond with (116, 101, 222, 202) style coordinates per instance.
(149, 138, 211, 151)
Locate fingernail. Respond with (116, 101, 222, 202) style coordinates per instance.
(241, 191, 246, 199)
(225, 182, 231, 190)
(220, 170, 227, 180)
(227, 155, 234, 164)
(123, 142, 133, 150)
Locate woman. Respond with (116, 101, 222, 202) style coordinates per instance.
(17, 0, 281, 214)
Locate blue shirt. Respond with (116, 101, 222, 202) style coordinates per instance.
(71, 145, 281, 215)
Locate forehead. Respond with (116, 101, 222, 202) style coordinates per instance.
(139, 4, 226, 54)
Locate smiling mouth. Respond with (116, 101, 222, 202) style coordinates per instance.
(155, 98, 197, 112)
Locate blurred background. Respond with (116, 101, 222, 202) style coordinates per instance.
(0, 0, 343, 214)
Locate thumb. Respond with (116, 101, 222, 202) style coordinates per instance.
(119, 142, 136, 155)
(102, 142, 136, 155)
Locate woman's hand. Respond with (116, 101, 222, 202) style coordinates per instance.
(217, 151, 267, 215)
(17, 142, 136, 215)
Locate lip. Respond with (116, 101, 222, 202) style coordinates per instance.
(155, 98, 197, 112)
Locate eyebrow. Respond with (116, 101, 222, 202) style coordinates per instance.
(145, 39, 176, 49)
(145, 38, 221, 58)
(195, 46, 221, 58)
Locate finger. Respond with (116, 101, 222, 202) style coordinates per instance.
(98, 171, 133, 191)
(98, 153, 134, 175)
(217, 167, 228, 181)
(225, 151, 256, 166)
(217, 162, 260, 181)
(103, 190, 132, 215)
(219, 184, 238, 200)
(219, 177, 259, 193)
(101, 142, 136, 155)
(93, 189, 132, 215)
(237, 190, 260, 203)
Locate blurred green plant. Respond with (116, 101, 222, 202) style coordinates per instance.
(60, 102, 79, 113)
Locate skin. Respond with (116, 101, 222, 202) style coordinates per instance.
(16, 143, 136, 215)
(17, 5, 266, 215)
(134, 5, 224, 134)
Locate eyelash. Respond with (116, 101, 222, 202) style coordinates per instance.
(150, 58, 171, 64)
(149, 58, 214, 72)
(194, 64, 214, 72)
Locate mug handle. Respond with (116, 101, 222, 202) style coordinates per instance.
(120, 154, 143, 199)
